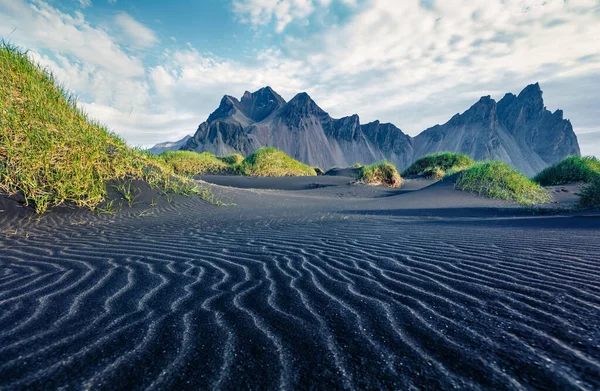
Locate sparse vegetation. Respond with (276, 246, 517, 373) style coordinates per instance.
(533, 156, 600, 186)
(114, 181, 138, 207)
(159, 150, 233, 175)
(314, 167, 325, 175)
(239, 148, 316, 177)
(455, 161, 549, 205)
(219, 153, 244, 165)
(351, 163, 363, 169)
(0, 42, 204, 213)
(358, 161, 403, 188)
(577, 175, 600, 209)
(403, 152, 475, 179)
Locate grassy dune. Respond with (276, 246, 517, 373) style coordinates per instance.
(534, 156, 600, 186)
(359, 161, 403, 188)
(403, 152, 475, 179)
(0, 43, 201, 213)
(456, 161, 549, 205)
(239, 148, 317, 177)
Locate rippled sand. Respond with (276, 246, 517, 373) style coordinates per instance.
(1, 177, 599, 390)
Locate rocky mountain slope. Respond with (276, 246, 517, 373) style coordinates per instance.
(169, 84, 580, 175)
(413, 83, 580, 176)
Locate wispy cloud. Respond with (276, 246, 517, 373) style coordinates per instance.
(113, 12, 159, 49)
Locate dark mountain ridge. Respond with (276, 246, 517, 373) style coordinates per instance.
(175, 84, 579, 176)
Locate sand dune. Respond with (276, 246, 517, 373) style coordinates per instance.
(0, 177, 599, 389)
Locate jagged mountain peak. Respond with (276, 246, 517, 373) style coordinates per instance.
(516, 82, 544, 109)
(290, 92, 311, 102)
(206, 87, 287, 124)
(282, 92, 327, 117)
(207, 95, 243, 123)
(238, 86, 286, 122)
(519, 82, 542, 96)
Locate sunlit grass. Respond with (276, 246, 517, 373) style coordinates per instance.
(533, 156, 600, 186)
(455, 161, 549, 205)
(159, 150, 234, 175)
(0, 42, 203, 213)
(239, 147, 316, 177)
(403, 152, 475, 179)
(358, 161, 403, 188)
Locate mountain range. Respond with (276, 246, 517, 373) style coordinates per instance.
(150, 83, 580, 176)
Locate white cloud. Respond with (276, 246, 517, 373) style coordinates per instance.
(113, 12, 159, 49)
(0, 0, 144, 77)
(232, 0, 356, 32)
(148, 47, 306, 116)
(78, 0, 91, 8)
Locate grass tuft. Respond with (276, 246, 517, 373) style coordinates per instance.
(533, 156, 600, 186)
(455, 161, 549, 205)
(403, 152, 475, 178)
(0, 42, 205, 213)
(577, 175, 600, 209)
(159, 150, 234, 175)
(239, 148, 316, 177)
(358, 161, 403, 188)
(314, 167, 325, 176)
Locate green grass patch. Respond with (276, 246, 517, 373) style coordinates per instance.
(455, 161, 549, 205)
(533, 156, 600, 186)
(314, 167, 325, 176)
(159, 150, 233, 175)
(403, 152, 475, 179)
(577, 175, 600, 209)
(358, 161, 403, 188)
(0, 42, 203, 213)
(239, 148, 316, 177)
(219, 153, 244, 165)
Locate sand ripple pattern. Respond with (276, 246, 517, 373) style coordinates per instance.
(1, 215, 599, 390)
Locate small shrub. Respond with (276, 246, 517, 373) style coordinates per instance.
(219, 153, 244, 165)
(455, 161, 549, 205)
(403, 152, 475, 178)
(577, 175, 600, 209)
(358, 161, 403, 188)
(240, 148, 316, 177)
(533, 156, 600, 186)
(159, 151, 231, 175)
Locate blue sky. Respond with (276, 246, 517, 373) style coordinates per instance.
(1, 0, 599, 156)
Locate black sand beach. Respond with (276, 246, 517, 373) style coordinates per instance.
(1, 176, 599, 390)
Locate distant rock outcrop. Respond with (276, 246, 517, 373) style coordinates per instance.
(179, 84, 580, 176)
(148, 135, 191, 155)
